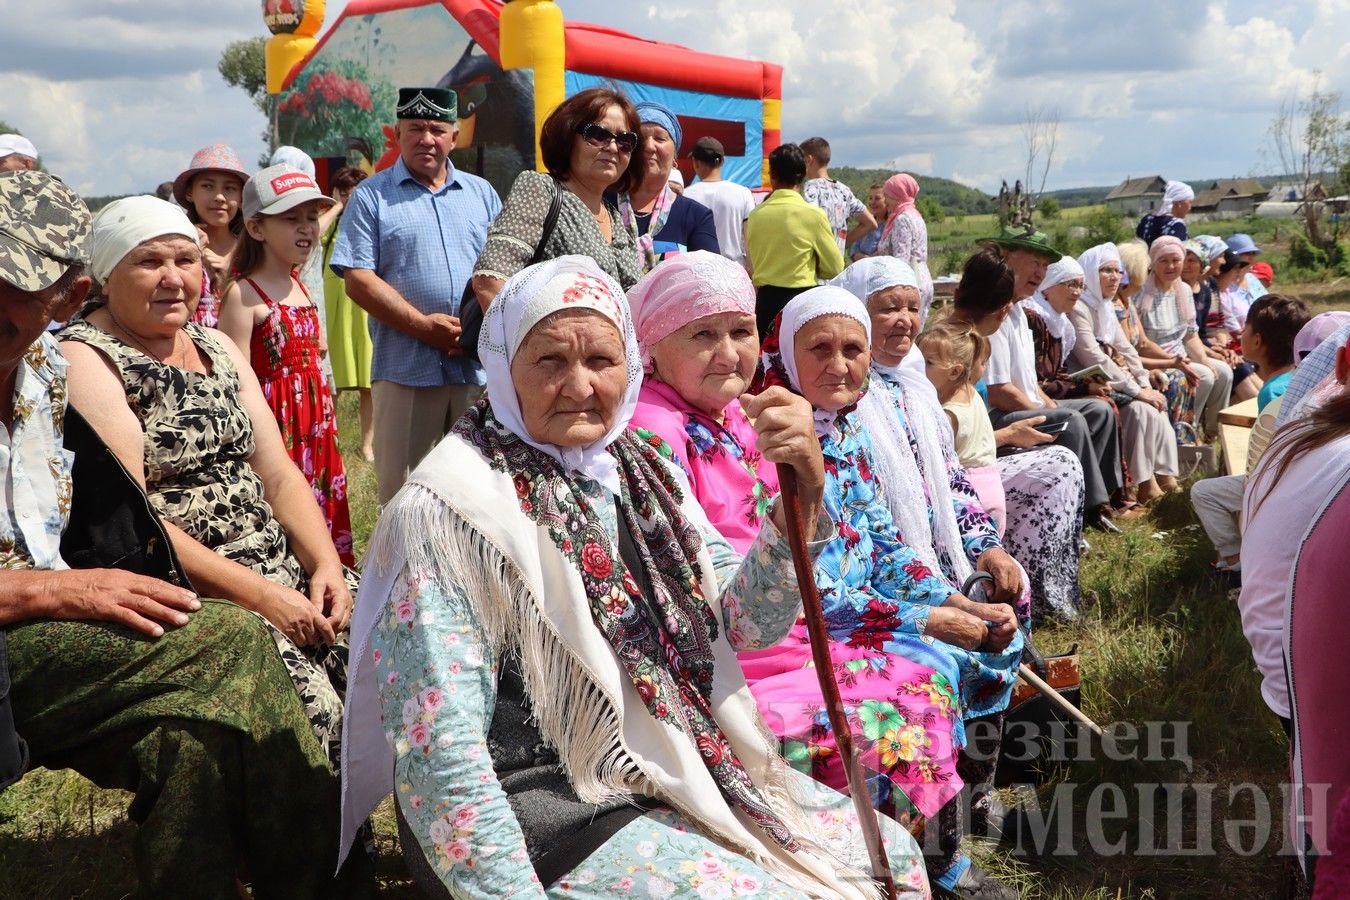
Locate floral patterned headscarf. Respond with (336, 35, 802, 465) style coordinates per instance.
(478, 255, 643, 495)
(628, 250, 756, 371)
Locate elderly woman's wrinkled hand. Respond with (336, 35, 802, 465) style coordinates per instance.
(741, 388, 824, 490)
(261, 582, 337, 647)
(742, 388, 828, 535)
(942, 593, 1018, 652)
(923, 605, 988, 651)
(976, 547, 1024, 602)
(977, 602, 1019, 653)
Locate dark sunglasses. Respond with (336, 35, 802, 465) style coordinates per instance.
(577, 123, 639, 153)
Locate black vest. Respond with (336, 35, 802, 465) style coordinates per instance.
(0, 406, 189, 790)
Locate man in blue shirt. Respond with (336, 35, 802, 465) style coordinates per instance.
(331, 87, 502, 503)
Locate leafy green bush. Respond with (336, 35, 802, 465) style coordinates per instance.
(1037, 196, 1061, 220)
(1082, 207, 1131, 249)
(1287, 231, 1328, 271)
(917, 195, 946, 224)
(939, 247, 969, 277)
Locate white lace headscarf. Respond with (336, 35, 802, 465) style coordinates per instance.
(478, 255, 643, 495)
(838, 260, 974, 584)
(1078, 242, 1125, 347)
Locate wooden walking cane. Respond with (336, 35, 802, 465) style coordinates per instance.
(775, 464, 898, 900)
(962, 572, 1105, 738)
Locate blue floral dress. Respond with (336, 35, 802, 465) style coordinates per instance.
(372, 475, 930, 898)
(741, 410, 1023, 823)
(813, 414, 1020, 716)
(868, 372, 1019, 616)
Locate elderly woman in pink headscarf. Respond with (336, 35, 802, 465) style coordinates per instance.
(1136, 235, 1234, 437)
(627, 254, 967, 843)
(875, 173, 935, 323)
(628, 251, 779, 552)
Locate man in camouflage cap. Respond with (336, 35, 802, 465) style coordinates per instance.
(0, 171, 372, 896)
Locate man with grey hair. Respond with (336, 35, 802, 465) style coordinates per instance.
(0, 170, 369, 896)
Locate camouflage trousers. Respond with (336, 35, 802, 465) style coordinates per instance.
(7, 598, 371, 899)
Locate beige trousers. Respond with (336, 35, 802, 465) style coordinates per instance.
(372, 380, 484, 505)
(1120, 399, 1179, 483)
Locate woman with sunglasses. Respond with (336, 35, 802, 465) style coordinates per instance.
(473, 88, 645, 307)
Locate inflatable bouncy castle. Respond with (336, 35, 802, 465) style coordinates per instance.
(272, 0, 783, 196)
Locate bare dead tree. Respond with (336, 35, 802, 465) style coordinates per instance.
(1018, 104, 1060, 224)
(1265, 75, 1350, 247)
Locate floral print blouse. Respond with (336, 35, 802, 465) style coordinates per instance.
(814, 412, 956, 642)
(0, 333, 73, 571)
(474, 171, 643, 290)
(630, 380, 778, 555)
(372, 475, 828, 897)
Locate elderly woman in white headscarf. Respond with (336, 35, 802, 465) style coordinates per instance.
(1020, 256, 1139, 513)
(834, 257, 1029, 615)
(340, 256, 929, 899)
(748, 285, 1023, 898)
(1068, 243, 1181, 502)
(60, 196, 354, 761)
(1136, 179, 1194, 245)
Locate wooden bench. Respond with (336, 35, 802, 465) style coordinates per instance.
(1217, 397, 1259, 476)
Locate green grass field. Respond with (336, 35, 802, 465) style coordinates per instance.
(4, 299, 1344, 896)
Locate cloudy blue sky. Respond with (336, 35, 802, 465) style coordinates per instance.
(2, 0, 1347, 196)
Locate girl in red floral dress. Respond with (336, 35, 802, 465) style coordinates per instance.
(219, 165, 355, 565)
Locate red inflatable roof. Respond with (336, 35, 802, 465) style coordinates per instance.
(288, 0, 780, 100)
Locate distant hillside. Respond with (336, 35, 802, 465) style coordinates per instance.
(1041, 186, 1114, 208)
(830, 167, 995, 215)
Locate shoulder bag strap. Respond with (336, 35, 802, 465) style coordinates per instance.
(529, 178, 563, 267)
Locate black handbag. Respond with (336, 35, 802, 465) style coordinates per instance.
(457, 176, 563, 361)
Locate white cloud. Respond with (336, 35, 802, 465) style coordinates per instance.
(3, 0, 1350, 195)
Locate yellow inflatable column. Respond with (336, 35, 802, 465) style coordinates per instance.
(499, 0, 566, 172)
(264, 0, 326, 95)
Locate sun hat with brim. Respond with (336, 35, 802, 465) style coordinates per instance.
(172, 144, 249, 208)
(242, 165, 335, 221)
(990, 224, 1063, 262)
(0, 171, 91, 293)
(1225, 233, 1261, 256)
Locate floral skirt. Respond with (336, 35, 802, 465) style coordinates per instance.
(739, 622, 964, 819)
(1157, 367, 1199, 443)
(549, 770, 930, 899)
(998, 446, 1085, 622)
(259, 365, 355, 566)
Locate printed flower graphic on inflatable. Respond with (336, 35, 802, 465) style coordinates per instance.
(278, 60, 396, 157)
